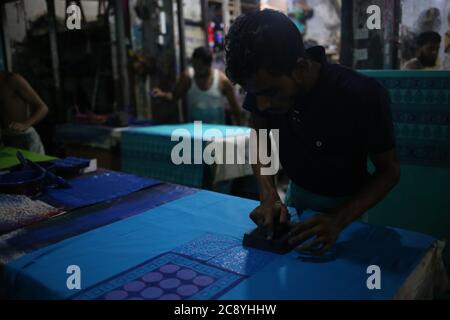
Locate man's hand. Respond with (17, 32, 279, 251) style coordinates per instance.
(151, 88, 169, 99)
(249, 199, 290, 240)
(9, 122, 30, 133)
(288, 212, 345, 255)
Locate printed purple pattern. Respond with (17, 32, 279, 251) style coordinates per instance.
(71, 233, 278, 300)
(71, 252, 245, 300)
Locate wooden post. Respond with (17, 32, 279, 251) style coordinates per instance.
(340, 0, 353, 67)
(176, 0, 187, 71)
(0, 2, 11, 71)
(383, 0, 401, 69)
(222, 0, 230, 33)
(46, 0, 64, 121)
(175, 0, 187, 122)
(113, 0, 130, 113)
(201, 0, 209, 48)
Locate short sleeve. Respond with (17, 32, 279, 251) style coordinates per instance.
(242, 93, 267, 117)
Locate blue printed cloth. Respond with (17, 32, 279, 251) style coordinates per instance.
(71, 251, 246, 300)
(3, 191, 436, 300)
(1, 184, 197, 260)
(121, 123, 250, 187)
(41, 171, 161, 209)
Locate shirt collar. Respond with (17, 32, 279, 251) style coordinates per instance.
(305, 46, 327, 64)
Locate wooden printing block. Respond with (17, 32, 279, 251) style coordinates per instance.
(243, 223, 293, 254)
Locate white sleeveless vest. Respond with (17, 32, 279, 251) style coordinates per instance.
(186, 68, 225, 124)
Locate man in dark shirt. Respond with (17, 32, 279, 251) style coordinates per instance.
(225, 9, 400, 255)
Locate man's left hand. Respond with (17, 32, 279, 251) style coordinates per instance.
(287, 212, 346, 255)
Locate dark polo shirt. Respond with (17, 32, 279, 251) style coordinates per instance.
(243, 46, 395, 197)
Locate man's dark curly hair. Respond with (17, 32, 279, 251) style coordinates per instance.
(192, 47, 213, 65)
(225, 9, 305, 85)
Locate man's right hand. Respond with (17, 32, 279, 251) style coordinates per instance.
(249, 199, 290, 240)
(151, 88, 167, 99)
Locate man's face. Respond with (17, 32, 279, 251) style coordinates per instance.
(192, 59, 211, 78)
(243, 69, 303, 114)
(419, 42, 440, 66)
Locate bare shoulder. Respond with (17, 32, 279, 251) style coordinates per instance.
(217, 70, 233, 90)
(0, 72, 18, 93)
(218, 69, 230, 83)
(7, 73, 32, 89)
(402, 59, 422, 70)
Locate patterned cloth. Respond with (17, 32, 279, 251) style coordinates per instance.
(0, 184, 198, 265)
(0, 194, 62, 233)
(121, 124, 251, 187)
(360, 70, 450, 168)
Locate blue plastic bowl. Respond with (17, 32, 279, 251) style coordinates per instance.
(10, 161, 56, 173)
(0, 170, 46, 196)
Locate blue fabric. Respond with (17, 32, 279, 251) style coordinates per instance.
(188, 107, 226, 125)
(121, 124, 250, 187)
(52, 157, 90, 169)
(70, 232, 273, 301)
(124, 123, 250, 139)
(285, 180, 351, 213)
(54, 123, 159, 149)
(172, 233, 278, 276)
(41, 171, 161, 209)
(6, 184, 198, 253)
(4, 191, 435, 300)
(54, 124, 118, 149)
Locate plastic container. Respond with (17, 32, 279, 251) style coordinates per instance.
(10, 161, 56, 173)
(0, 170, 46, 196)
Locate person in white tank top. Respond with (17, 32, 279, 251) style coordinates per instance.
(152, 47, 242, 125)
